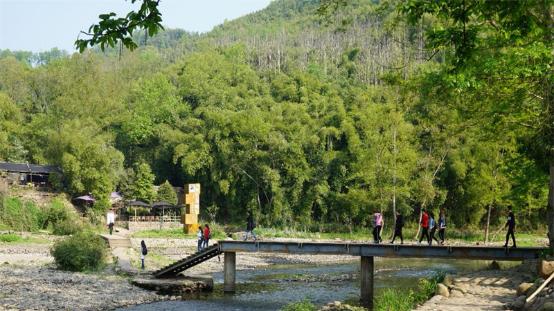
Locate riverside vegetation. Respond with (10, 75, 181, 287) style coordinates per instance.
(281, 272, 444, 311)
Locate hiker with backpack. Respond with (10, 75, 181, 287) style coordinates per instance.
(244, 211, 257, 241)
(203, 224, 211, 249)
(390, 211, 404, 244)
(140, 240, 147, 270)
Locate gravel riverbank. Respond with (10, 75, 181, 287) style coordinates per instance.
(0, 236, 359, 311)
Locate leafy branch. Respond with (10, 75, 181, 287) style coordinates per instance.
(75, 0, 163, 53)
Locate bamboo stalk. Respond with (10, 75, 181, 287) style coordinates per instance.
(526, 272, 554, 303)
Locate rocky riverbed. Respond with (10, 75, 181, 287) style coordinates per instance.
(415, 260, 554, 311)
(0, 266, 163, 311)
(0, 236, 359, 311)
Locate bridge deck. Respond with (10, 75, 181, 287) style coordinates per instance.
(218, 240, 546, 261)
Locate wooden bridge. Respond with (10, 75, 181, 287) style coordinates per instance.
(154, 240, 547, 307)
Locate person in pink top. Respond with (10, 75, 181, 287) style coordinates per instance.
(372, 211, 383, 244)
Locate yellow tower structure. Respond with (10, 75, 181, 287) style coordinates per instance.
(182, 183, 200, 234)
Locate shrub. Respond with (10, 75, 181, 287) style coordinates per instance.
(53, 217, 83, 235)
(281, 300, 317, 311)
(51, 232, 107, 271)
(0, 233, 23, 243)
(44, 199, 83, 235)
(85, 208, 104, 227)
(375, 272, 445, 311)
(376, 289, 415, 311)
(0, 197, 44, 232)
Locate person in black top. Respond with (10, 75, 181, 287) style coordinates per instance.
(244, 211, 257, 241)
(390, 211, 404, 244)
(503, 209, 516, 248)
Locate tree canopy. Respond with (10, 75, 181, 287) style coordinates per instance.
(0, 0, 550, 233)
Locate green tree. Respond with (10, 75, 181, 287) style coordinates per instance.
(399, 0, 553, 246)
(157, 180, 177, 205)
(0, 92, 26, 161)
(131, 162, 156, 203)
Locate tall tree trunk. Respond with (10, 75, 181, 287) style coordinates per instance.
(391, 128, 397, 239)
(485, 166, 499, 244)
(485, 204, 492, 244)
(414, 200, 426, 240)
(543, 0, 554, 253)
(548, 161, 554, 251)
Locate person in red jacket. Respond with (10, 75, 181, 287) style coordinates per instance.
(418, 209, 430, 244)
(202, 224, 211, 249)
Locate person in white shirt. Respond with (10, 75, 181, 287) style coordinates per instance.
(197, 226, 204, 252)
(106, 210, 115, 235)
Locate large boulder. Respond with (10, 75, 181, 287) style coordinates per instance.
(540, 261, 554, 279)
(443, 274, 454, 287)
(436, 283, 450, 297)
(518, 282, 535, 296)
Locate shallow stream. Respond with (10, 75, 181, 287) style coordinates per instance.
(121, 258, 509, 311)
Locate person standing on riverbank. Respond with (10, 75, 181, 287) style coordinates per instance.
(244, 211, 257, 241)
(503, 209, 516, 248)
(428, 212, 439, 245)
(438, 209, 447, 245)
(390, 211, 404, 244)
(418, 209, 430, 244)
(203, 224, 211, 248)
(372, 211, 383, 243)
(197, 226, 204, 252)
(140, 240, 147, 270)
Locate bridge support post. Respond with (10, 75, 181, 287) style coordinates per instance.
(360, 256, 374, 308)
(223, 252, 236, 293)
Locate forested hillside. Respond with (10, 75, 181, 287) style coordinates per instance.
(0, 0, 549, 230)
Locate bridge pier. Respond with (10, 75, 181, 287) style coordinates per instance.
(223, 252, 236, 293)
(360, 256, 374, 308)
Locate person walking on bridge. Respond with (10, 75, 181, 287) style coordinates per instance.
(438, 209, 447, 245)
(244, 211, 257, 241)
(390, 211, 404, 244)
(428, 212, 439, 245)
(372, 211, 383, 244)
(203, 224, 211, 249)
(418, 209, 430, 244)
(503, 209, 516, 248)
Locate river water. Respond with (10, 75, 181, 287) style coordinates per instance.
(121, 258, 506, 311)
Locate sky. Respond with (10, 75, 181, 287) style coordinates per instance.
(0, 0, 272, 53)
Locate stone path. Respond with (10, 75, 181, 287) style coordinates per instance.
(415, 270, 530, 311)
(101, 227, 137, 274)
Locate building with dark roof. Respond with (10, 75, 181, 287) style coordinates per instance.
(0, 162, 60, 187)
